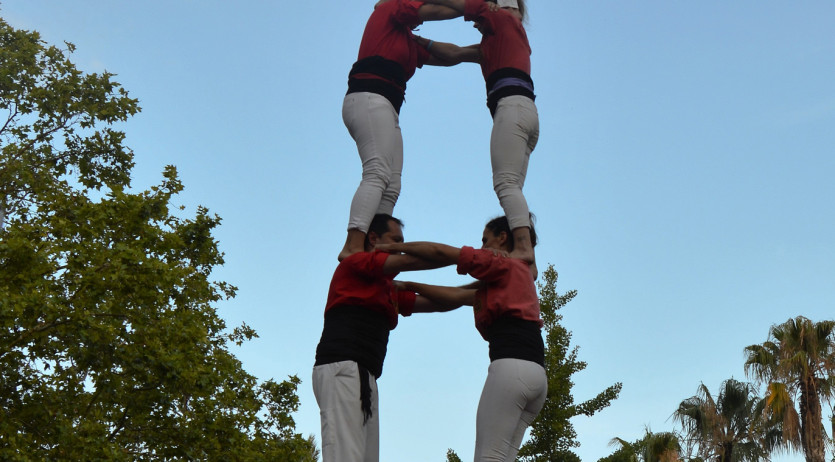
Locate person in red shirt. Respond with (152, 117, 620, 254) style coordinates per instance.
(315, 213, 464, 462)
(376, 214, 546, 462)
(339, 0, 463, 262)
(410, 0, 540, 272)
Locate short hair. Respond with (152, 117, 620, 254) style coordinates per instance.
(484, 213, 537, 251)
(365, 213, 404, 248)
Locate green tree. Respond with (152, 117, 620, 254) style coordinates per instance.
(606, 430, 682, 462)
(673, 379, 777, 462)
(0, 16, 317, 461)
(744, 316, 835, 462)
(517, 265, 623, 462)
(446, 448, 464, 462)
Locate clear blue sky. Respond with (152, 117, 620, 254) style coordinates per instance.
(3, 1, 834, 461)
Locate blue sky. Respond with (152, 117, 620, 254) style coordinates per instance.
(3, 1, 834, 461)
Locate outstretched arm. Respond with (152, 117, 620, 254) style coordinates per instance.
(416, 36, 481, 66)
(419, 0, 466, 13)
(402, 281, 476, 310)
(418, 3, 462, 20)
(381, 252, 450, 275)
(376, 241, 462, 268)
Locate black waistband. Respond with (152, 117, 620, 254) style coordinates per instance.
(314, 305, 391, 378)
(347, 56, 407, 114)
(350, 56, 407, 88)
(486, 316, 545, 367)
(485, 68, 535, 117)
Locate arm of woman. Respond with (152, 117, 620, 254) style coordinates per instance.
(402, 281, 476, 311)
(416, 37, 481, 66)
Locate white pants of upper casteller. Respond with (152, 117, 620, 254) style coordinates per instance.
(490, 95, 539, 231)
(343, 92, 403, 233)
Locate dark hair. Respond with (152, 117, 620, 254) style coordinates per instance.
(486, 0, 527, 23)
(484, 213, 537, 251)
(365, 213, 403, 248)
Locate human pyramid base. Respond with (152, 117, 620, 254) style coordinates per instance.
(313, 1, 545, 461)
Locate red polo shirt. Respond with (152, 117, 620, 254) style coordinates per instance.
(325, 250, 417, 330)
(354, 0, 432, 85)
(457, 246, 542, 340)
(464, 0, 532, 80)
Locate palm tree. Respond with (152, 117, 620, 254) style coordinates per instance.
(744, 316, 835, 462)
(673, 378, 776, 462)
(608, 429, 682, 462)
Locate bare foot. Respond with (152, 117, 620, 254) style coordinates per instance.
(528, 261, 538, 280)
(338, 229, 366, 261)
(510, 227, 535, 264)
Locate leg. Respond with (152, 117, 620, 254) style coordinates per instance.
(490, 96, 540, 265)
(313, 361, 380, 462)
(339, 93, 403, 260)
(473, 359, 547, 462)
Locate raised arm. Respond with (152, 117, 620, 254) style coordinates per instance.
(401, 281, 476, 310)
(419, 0, 466, 13)
(415, 36, 481, 66)
(418, 3, 462, 20)
(376, 241, 462, 269)
(380, 252, 450, 275)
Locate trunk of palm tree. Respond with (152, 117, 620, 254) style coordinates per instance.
(719, 443, 729, 462)
(799, 375, 826, 462)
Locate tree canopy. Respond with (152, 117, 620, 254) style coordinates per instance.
(518, 265, 623, 462)
(744, 316, 835, 462)
(673, 378, 776, 462)
(0, 16, 316, 461)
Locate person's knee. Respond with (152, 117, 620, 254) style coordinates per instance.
(493, 174, 524, 199)
(361, 158, 392, 186)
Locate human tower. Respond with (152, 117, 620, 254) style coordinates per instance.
(313, 1, 545, 461)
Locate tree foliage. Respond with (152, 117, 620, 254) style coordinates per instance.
(446, 448, 464, 462)
(517, 265, 623, 462)
(0, 16, 316, 460)
(673, 379, 777, 462)
(604, 430, 682, 462)
(744, 316, 835, 462)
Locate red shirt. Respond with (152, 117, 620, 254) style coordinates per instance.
(464, 0, 532, 80)
(354, 0, 431, 84)
(325, 250, 417, 330)
(457, 246, 542, 339)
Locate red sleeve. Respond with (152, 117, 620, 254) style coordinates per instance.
(464, 0, 490, 27)
(343, 250, 390, 278)
(395, 289, 418, 317)
(393, 0, 425, 28)
(457, 246, 510, 282)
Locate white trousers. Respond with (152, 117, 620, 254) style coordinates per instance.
(313, 361, 380, 462)
(473, 358, 548, 462)
(490, 95, 540, 230)
(343, 92, 403, 233)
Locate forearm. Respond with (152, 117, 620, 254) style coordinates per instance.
(419, 0, 466, 13)
(459, 280, 483, 290)
(418, 4, 462, 20)
(383, 252, 454, 275)
(385, 241, 461, 266)
(404, 281, 475, 310)
(428, 41, 480, 65)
